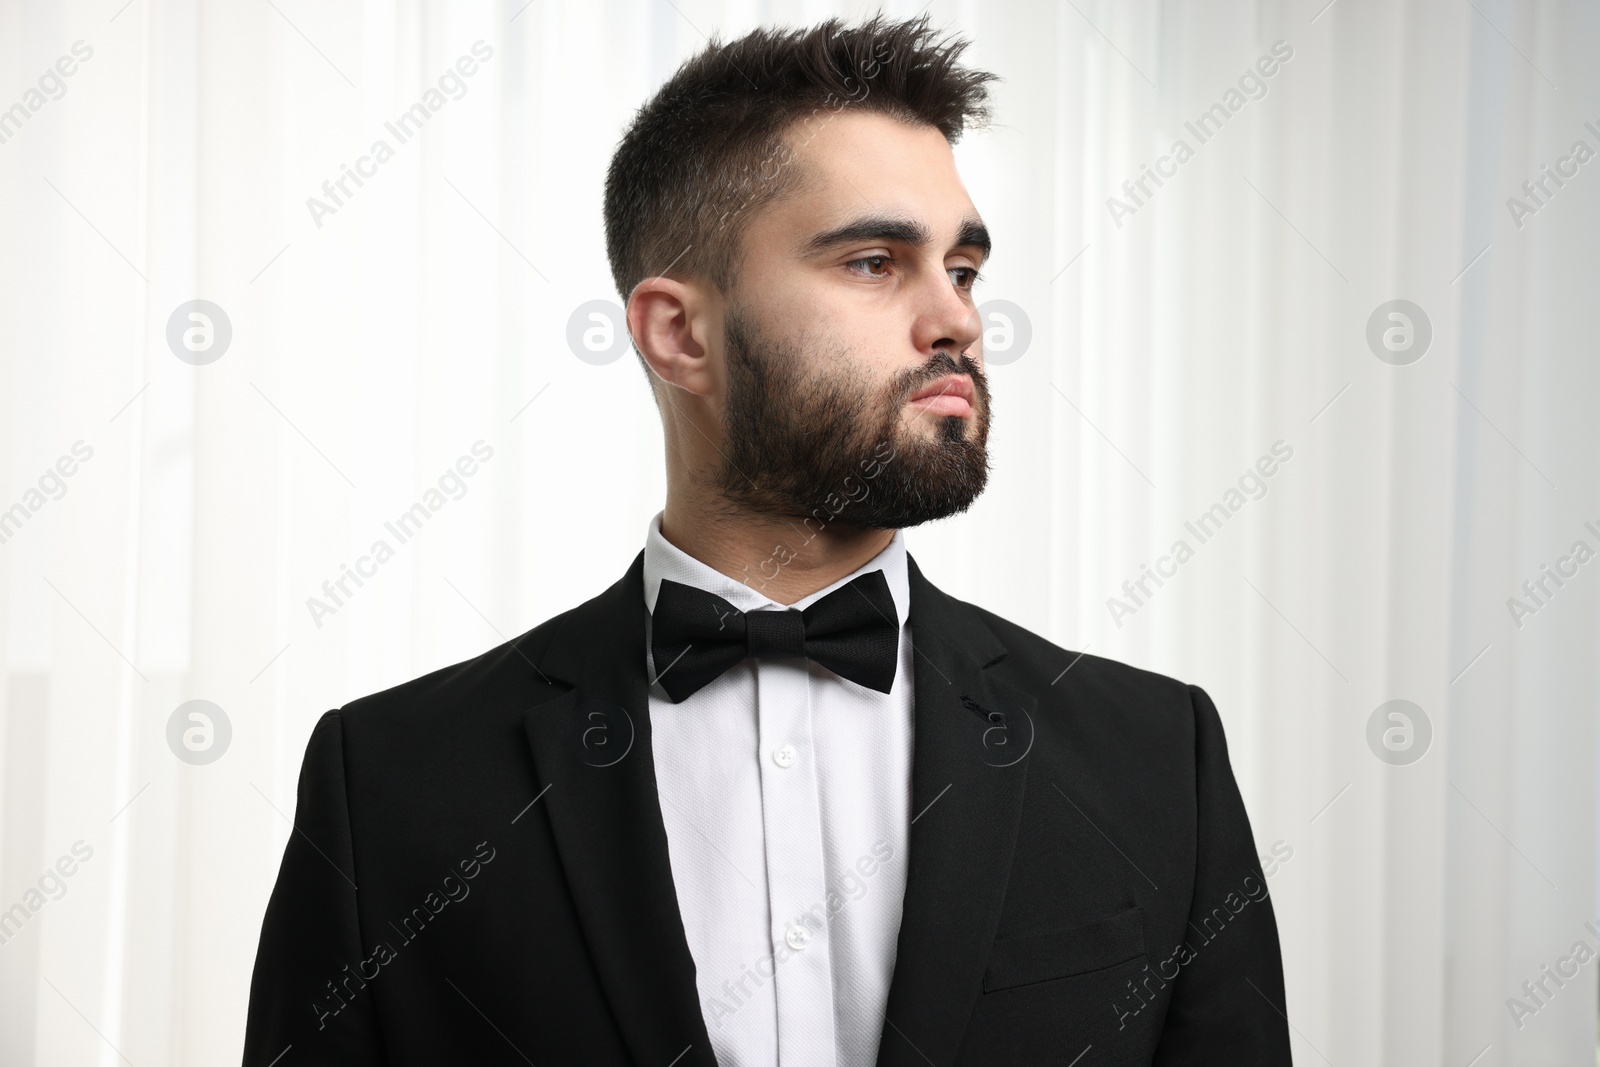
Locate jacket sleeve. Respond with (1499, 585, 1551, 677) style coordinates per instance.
(242, 710, 387, 1065)
(1152, 685, 1293, 1065)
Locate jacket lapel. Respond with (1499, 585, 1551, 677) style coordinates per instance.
(875, 556, 1035, 1067)
(521, 550, 719, 1067)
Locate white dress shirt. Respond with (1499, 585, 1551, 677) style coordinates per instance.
(641, 511, 915, 1067)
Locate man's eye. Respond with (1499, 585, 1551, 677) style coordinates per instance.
(846, 255, 893, 277)
(949, 266, 981, 290)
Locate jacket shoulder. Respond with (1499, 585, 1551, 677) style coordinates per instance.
(336, 606, 568, 734)
(908, 557, 1194, 713)
(961, 602, 1205, 787)
(328, 552, 647, 761)
(969, 602, 1192, 702)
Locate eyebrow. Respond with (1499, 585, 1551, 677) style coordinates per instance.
(801, 213, 992, 261)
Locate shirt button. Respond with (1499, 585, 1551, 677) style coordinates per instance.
(784, 925, 812, 951)
(772, 743, 797, 769)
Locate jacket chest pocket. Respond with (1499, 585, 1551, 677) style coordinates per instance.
(982, 905, 1146, 993)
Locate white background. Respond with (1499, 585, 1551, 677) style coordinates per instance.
(0, 0, 1596, 1064)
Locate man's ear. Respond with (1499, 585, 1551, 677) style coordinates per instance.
(627, 277, 718, 397)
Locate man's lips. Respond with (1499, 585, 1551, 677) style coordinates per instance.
(906, 374, 975, 418)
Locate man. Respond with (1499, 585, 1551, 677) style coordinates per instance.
(243, 15, 1291, 1066)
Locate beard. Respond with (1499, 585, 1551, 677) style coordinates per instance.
(712, 304, 991, 530)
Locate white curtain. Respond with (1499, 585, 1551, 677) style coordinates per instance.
(1, 0, 1594, 1063)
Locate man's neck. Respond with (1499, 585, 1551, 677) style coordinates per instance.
(659, 498, 897, 606)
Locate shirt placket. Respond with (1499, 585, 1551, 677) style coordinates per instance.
(754, 652, 838, 1066)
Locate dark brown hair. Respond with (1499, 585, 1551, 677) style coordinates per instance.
(602, 14, 996, 305)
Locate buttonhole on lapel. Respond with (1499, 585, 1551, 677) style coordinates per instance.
(961, 694, 1006, 725)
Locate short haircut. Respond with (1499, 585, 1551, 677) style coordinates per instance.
(602, 14, 996, 308)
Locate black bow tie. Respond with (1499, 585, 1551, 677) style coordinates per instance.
(649, 570, 900, 703)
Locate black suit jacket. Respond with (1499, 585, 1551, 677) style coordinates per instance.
(243, 551, 1292, 1065)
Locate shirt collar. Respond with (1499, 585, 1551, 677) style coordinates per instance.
(641, 510, 910, 626)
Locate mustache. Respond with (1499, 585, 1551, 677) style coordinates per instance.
(898, 349, 986, 401)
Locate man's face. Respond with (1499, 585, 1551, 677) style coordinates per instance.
(711, 110, 991, 530)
